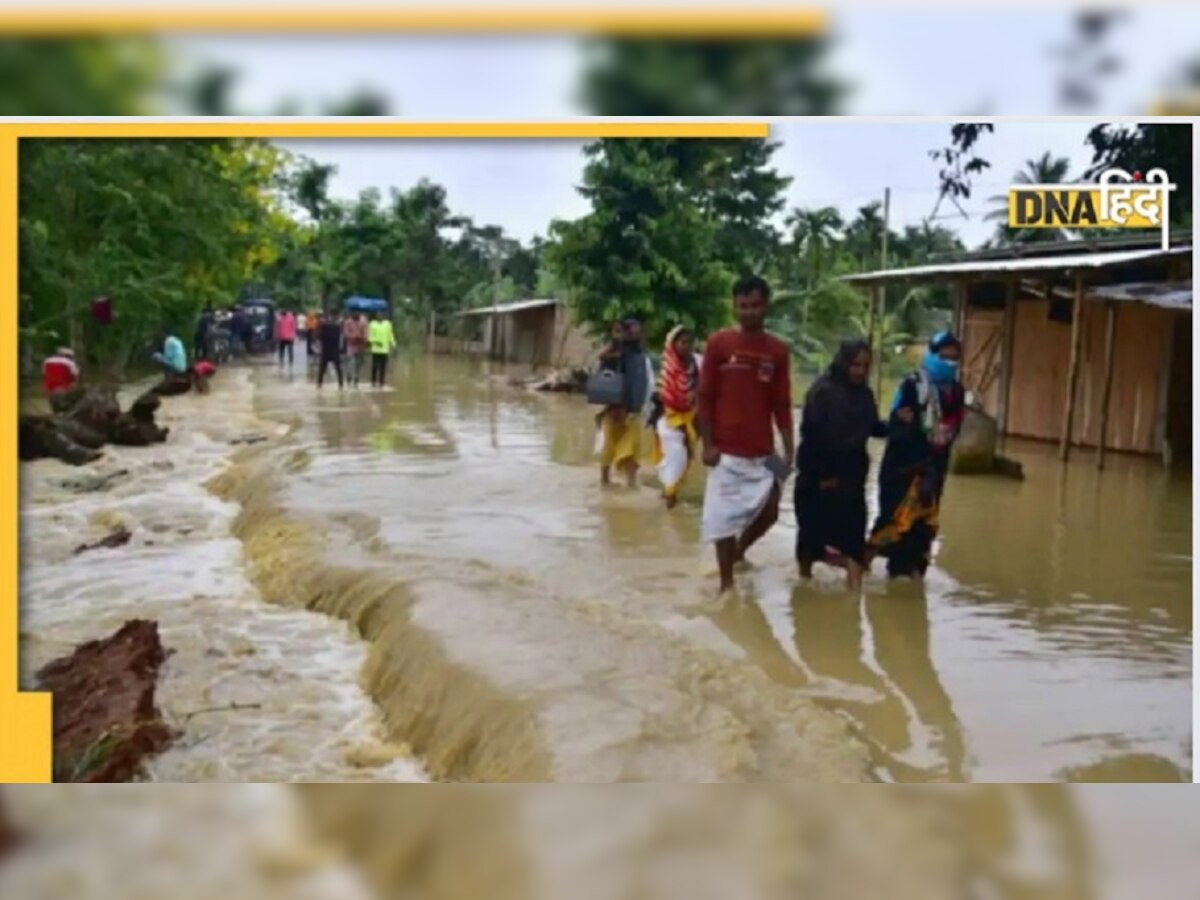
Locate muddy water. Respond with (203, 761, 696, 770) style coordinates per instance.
(19, 371, 425, 782)
(6, 784, 1200, 899)
(241, 353, 1190, 783)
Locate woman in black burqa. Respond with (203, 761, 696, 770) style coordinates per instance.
(794, 340, 888, 590)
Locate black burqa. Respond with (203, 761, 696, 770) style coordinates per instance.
(794, 341, 887, 565)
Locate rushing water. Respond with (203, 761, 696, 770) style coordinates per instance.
(18, 371, 426, 783)
(231, 350, 1190, 783)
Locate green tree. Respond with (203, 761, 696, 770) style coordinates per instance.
(666, 138, 792, 275)
(580, 38, 847, 116)
(785, 206, 844, 288)
(20, 139, 294, 372)
(1084, 123, 1193, 226)
(0, 38, 164, 116)
(546, 139, 730, 345)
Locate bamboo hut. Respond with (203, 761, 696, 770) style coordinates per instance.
(452, 298, 594, 368)
(844, 236, 1192, 467)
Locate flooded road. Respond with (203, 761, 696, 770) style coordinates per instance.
(238, 352, 1191, 783)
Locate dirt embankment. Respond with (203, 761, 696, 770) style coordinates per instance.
(37, 620, 176, 782)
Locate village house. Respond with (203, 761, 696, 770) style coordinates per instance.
(844, 234, 1192, 467)
(450, 298, 597, 369)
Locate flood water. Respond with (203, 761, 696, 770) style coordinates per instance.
(239, 351, 1192, 783)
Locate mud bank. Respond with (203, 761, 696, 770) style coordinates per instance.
(37, 619, 175, 782)
(209, 456, 553, 782)
(19, 369, 425, 782)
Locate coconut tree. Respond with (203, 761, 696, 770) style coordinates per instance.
(784, 206, 844, 334)
(986, 151, 1079, 243)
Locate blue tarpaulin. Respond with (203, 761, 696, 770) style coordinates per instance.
(345, 296, 389, 313)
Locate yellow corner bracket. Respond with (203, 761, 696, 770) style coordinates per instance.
(1, 129, 53, 783)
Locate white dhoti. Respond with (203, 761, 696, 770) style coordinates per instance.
(655, 418, 688, 485)
(701, 454, 778, 544)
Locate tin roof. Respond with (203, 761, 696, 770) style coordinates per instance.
(842, 245, 1191, 286)
(454, 298, 562, 317)
(1087, 280, 1192, 310)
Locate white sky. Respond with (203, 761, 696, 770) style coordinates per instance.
(275, 122, 1102, 249)
(166, 7, 1195, 249)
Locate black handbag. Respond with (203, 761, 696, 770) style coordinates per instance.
(586, 368, 625, 406)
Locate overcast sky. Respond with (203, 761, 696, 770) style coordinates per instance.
(275, 121, 1102, 249)
(164, 6, 1197, 250)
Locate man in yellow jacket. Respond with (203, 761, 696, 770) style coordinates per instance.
(367, 310, 396, 388)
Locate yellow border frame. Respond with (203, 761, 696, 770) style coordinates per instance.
(0, 7, 828, 36)
(0, 119, 767, 783)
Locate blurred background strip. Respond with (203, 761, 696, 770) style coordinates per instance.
(0, 7, 1197, 116)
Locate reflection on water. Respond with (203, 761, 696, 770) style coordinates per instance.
(254, 353, 1190, 783)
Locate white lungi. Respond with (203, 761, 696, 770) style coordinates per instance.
(700, 454, 778, 543)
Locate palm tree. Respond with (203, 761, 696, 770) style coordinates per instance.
(784, 206, 844, 334)
(849, 310, 914, 368)
(786, 206, 844, 288)
(987, 151, 1079, 243)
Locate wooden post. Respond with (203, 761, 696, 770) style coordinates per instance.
(996, 278, 1017, 443)
(1154, 311, 1177, 465)
(1096, 301, 1118, 470)
(865, 284, 878, 353)
(875, 189, 890, 399)
(953, 282, 967, 338)
(1059, 273, 1086, 462)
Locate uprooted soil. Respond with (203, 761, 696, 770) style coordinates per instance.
(36, 620, 177, 782)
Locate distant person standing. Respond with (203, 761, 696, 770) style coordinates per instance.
(698, 275, 794, 595)
(228, 306, 247, 359)
(275, 307, 297, 367)
(42, 347, 79, 397)
(316, 309, 345, 389)
(296, 310, 308, 351)
(194, 304, 215, 361)
(305, 306, 321, 355)
(342, 312, 368, 386)
(367, 310, 396, 388)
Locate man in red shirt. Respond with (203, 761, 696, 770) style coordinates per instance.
(698, 275, 794, 594)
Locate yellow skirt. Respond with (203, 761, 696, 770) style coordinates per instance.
(599, 411, 643, 469)
(650, 408, 698, 498)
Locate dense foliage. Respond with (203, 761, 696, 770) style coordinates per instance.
(19, 139, 296, 373)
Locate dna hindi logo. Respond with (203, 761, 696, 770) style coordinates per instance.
(1007, 167, 1178, 250)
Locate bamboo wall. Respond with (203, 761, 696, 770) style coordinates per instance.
(966, 297, 1178, 455)
(961, 308, 1003, 418)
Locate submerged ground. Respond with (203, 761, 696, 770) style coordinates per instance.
(18, 350, 1192, 783)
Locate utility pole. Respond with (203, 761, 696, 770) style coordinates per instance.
(874, 187, 891, 398)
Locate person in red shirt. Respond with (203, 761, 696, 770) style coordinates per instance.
(341, 312, 368, 386)
(42, 347, 79, 396)
(697, 275, 794, 594)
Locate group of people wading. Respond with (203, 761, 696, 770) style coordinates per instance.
(594, 275, 965, 595)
